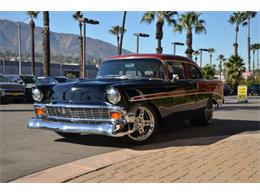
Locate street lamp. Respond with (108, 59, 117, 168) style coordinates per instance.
(78, 17, 99, 78)
(172, 42, 184, 55)
(199, 48, 209, 67)
(133, 33, 149, 54)
(12, 21, 22, 75)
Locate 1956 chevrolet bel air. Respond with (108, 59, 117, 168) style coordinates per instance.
(28, 54, 224, 143)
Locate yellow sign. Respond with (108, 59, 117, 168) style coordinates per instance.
(237, 85, 248, 102)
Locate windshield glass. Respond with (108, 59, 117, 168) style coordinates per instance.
(0, 75, 11, 82)
(96, 59, 165, 79)
(20, 76, 40, 84)
(37, 76, 58, 84)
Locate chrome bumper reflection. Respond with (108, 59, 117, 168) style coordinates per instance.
(28, 118, 131, 137)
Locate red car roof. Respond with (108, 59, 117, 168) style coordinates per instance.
(105, 54, 195, 64)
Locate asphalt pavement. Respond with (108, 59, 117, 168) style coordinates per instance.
(0, 96, 259, 182)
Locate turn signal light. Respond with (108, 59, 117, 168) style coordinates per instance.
(35, 108, 45, 116)
(110, 111, 122, 120)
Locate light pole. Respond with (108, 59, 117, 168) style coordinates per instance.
(78, 18, 99, 78)
(199, 48, 209, 67)
(13, 22, 22, 75)
(133, 33, 149, 54)
(172, 42, 184, 55)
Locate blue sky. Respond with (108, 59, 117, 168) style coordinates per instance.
(0, 11, 259, 67)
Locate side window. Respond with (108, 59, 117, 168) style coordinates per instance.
(167, 62, 185, 80)
(189, 64, 203, 79)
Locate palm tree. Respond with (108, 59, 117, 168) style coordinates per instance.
(243, 11, 257, 71)
(217, 54, 226, 80)
(26, 11, 39, 76)
(109, 25, 126, 55)
(72, 11, 84, 78)
(43, 11, 50, 76)
(228, 12, 247, 57)
(141, 11, 178, 54)
(174, 12, 206, 59)
(201, 64, 216, 79)
(118, 11, 127, 55)
(225, 55, 246, 89)
(208, 48, 215, 66)
(250, 43, 260, 75)
(192, 50, 200, 63)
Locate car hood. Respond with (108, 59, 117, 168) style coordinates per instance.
(49, 78, 163, 105)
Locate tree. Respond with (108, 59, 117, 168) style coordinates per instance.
(109, 25, 126, 55)
(208, 48, 215, 66)
(201, 64, 216, 79)
(250, 43, 260, 76)
(228, 12, 247, 57)
(119, 11, 127, 55)
(217, 54, 226, 80)
(26, 11, 39, 76)
(72, 11, 84, 78)
(192, 50, 200, 63)
(225, 55, 246, 89)
(242, 11, 257, 71)
(174, 12, 206, 58)
(141, 11, 178, 54)
(43, 11, 50, 76)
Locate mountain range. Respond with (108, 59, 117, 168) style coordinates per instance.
(0, 19, 132, 59)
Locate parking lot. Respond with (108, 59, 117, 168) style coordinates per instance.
(0, 96, 259, 182)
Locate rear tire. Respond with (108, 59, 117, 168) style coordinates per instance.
(190, 98, 214, 126)
(56, 132, 81, 138)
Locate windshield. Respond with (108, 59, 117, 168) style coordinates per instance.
(20, 76, 40, 84)
(96, 59, 165, 79)
(37, 76, 58, 84)
(0, 75, 11, 82)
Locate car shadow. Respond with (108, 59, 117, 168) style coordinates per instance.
(54, 118, 260, 150)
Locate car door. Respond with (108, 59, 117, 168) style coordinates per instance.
(160, 61, 198, 117)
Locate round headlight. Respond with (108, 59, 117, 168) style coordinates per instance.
(32, 88, 43, 102)
(106, 87, 121, 104)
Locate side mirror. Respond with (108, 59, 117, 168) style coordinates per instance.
(172, 74, 179, 81)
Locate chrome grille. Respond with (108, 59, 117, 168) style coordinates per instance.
(46, 106, 110, 120)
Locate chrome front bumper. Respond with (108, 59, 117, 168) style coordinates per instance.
(27, 103, 135, 137)
(27, 118, 132, 137)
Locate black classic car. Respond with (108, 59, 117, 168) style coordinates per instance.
(0, 74, 25, 104)
(248, 84, 260, 95)
(5, 74, 41, 101)
(28, 54, 224, 143)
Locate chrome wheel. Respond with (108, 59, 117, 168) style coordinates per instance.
(128, 106, 156, 142)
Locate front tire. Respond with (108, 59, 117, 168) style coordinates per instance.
(56, 132, 81, 139)
(126, 105, 158, 144)
(190, 98, 214, 126)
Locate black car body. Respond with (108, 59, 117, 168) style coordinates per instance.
(28, 54, 224, 143)
(0, 75, 25, 104)
(248, 84, 260, 95)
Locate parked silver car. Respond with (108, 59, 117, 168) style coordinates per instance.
(0, 74, 25, 104)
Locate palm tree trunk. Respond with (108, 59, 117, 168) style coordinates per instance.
(43, 11, 50, 76)
(210, 54, 212, 66)
(247, 16, 251, 71)
(119, 11, 127, 55)
(185, 29, 193, 59)
(253, 49, 255, 76)
(156, 21, 163, 54)
(30, 19, 35, 76)
(79, 22, 84, 78)
(234, 25, 239, 56)
(117, 35, 120, 55)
